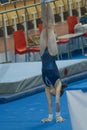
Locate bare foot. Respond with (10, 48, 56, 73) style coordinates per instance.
(56, 116, 65, 122)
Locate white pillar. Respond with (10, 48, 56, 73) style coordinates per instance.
(59, 5, 64, 23)
(4, 19, 8, 38)
(69, 2, 73, 16)
(76, 0, 81, 18)
(32, 12, 37, 30)
(22, 14, 27, 33)
(12, 17, 17, 31)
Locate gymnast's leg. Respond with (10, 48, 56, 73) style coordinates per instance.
(41, 86, 53, 123)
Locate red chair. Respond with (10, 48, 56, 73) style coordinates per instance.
(67, 16, 78, 34)
(57, 38, 70, 59)
(84, 32, 87, 36)
(38, 23, 43, 33)
(56, 16, 78, 60)
(67, 16, 84, 56)
(13, 30, 40, 62)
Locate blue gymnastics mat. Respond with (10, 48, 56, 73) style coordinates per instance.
(0, 78, 87, 130)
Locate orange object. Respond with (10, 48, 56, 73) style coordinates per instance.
(67, 16, 78, 34)
(57, 38, 70, 44)
(13, 30, 40, 62)
(38, 23, 43, 33)
(13, 30, 30, 55)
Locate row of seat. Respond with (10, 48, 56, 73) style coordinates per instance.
(0, 0, 86, 38)
(0, 0, 86, 28)
(63, 0, 86, 11)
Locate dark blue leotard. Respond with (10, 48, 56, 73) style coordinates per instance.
(41, 48, 60, 87)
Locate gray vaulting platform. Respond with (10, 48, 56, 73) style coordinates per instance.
(0, 59, 87, 103)
(67, 90, 87, 130)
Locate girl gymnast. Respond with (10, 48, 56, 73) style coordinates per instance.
(40, 1, 67, 123)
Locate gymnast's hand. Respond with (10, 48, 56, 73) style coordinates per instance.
(56, 116, 65, 122)
(41, 118, 53, 123)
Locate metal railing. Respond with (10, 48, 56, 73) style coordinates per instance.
(0, 0, 86, 62)
(0, 2, 41, 62)
(0, 0, 60, 62)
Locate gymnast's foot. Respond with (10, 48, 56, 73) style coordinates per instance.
(41, 118, 53, 123)
(56, 116, 65, 122)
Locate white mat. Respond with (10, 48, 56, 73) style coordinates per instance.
(0, 59, 86, 83)
(66, 90, 87, 130)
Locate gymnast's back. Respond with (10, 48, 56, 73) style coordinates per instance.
(41, 47, 57, 71)
(41, 47, 60, 87)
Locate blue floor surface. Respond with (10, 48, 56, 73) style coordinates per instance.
(0, 78, 87, 130)
(0, 90, 71, 130)
(62, 49, 87, 60)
